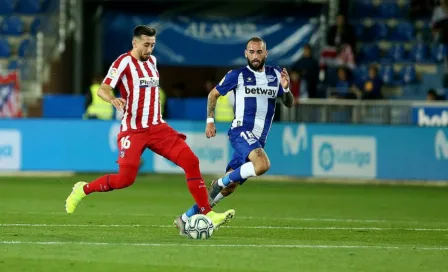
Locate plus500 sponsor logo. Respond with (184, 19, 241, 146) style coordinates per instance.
(312, 136, 377, 178)
(415, 107, 448, 127)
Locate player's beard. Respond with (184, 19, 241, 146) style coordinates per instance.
(140, 52, 151, 61)
(247, 58, 266, 71)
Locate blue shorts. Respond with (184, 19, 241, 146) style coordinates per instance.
(225, 127, 265, 185)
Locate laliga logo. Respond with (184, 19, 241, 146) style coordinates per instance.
(435, 130, 448, 160)
(418, 108, 448, 127)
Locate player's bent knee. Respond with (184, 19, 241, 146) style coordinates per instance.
(175, 146, 202, 180)
(254, 159, 270, 176)
(117, 175, 136, 189)
(177, 149, 200, 170)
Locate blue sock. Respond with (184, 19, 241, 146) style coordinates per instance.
(220, 173, 232, 187)
(186, 204, 200, 217)
(223, 167, 243, 185)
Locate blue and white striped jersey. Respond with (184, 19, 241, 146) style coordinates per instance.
(215, 65, 285, 144)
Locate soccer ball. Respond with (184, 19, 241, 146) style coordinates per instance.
(185, 214, 214, 240)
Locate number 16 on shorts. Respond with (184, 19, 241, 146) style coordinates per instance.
(118, 136, 131, 159)
(120, 136, 131, 149)
(240, 131, 257, 145)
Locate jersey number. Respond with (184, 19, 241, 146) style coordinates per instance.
(120, 136, 131, 149)
(240, 131, 257, 145)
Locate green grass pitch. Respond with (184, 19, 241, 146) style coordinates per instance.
(0, 174, 447, 272)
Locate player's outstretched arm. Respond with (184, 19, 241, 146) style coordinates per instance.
(97, 83, 126, 110)
(280, 68, 294, 108)
(207, 88, 220, 119)
(282, 90, 294, 108)
(205, 88, 220, 138)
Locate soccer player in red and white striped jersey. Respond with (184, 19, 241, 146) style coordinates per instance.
(65, 25, 235, 230)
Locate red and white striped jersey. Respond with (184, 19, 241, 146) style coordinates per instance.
(103, 52, 165, 132)
(0, 71, 21, 118)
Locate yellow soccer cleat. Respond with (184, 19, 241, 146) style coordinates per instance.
(65, 181, 87, 214)
(206, 209, 235, 229)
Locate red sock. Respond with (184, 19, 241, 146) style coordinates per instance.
(176, 147, 212, 214)
(83, 174, 115, 195)
(187, 178, 211, 214)
(83, 166, 138, 195)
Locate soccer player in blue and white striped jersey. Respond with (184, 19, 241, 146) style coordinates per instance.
(174, 36, 294, 235)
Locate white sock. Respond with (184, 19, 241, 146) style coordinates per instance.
(181, 213, 188, 222)
(240, 162, 257, 179)
(217, 178, 225, 187)
(213, 193, 225, 204)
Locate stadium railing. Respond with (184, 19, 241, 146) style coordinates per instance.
(279, 98, 448, 125)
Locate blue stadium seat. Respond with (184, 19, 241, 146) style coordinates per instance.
(377, 2, 400, 18)
(411, 43, 429, 63)
(7, 59, 17, 70)
(391, 22, 414, 41)
(432, 44, 447, 62)
(18, 38, 36, 57)
(371, 22, 389, 40)
(0, 39, 10, 57)
(400, 65, 417, 84)
(1, 16, 24, 35)
(380, 65, 394, 85)
(15, 0, 41, 14)
(387, 44, 406, 61)
(360, 44, 380, 62)
(0, 0, 14, 15)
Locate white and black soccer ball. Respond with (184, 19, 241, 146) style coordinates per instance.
(185, 214, 214, 240)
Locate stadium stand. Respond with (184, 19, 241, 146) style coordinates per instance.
(0, 0, 58, 76)
(347, 0, 446, 100)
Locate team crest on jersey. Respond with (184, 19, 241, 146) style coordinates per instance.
(139, 77, 159, 87)
(108, 68, 117, 79)
(266, 75, 276, 83)
(120, 149, 125, 158)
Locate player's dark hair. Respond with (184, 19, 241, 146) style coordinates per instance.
(246, 36, 266, 49)
(133, 25, 156, 38)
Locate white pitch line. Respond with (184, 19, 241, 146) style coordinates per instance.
(1, 223, 448, 232)
(4, 211, 448, 225)
(240, 216, 394, 223)
(1, 240, 447, 251)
